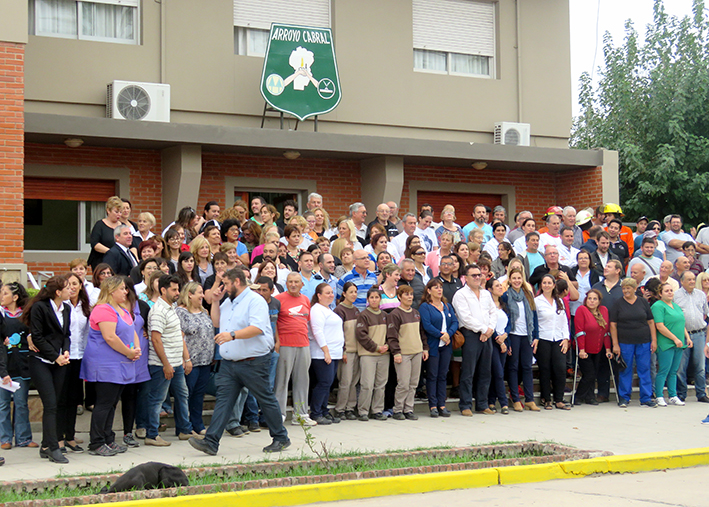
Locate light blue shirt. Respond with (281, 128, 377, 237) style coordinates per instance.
(462, 221, 493, 243)
(300, 272, 324, 300)
(321, 273, 338, 310)
(218, 287, 274, 361)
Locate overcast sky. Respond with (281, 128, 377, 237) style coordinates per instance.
(569, 0, 696, 116)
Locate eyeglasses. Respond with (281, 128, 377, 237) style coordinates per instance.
(414, 251, 426, 255)
(467, 273, 482, 278)
(440, 263, 454, 267)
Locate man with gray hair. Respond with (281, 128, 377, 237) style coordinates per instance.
(673, 271, 709, 403)
(507, 210, 532, 244)
(387, 201, 403, 232)
(307, 192, 323, 210)
(391, 213, 417, 260)
(103, 224, 139, 276)
(492, 206, 510, 236)
(367, 203, 398, 239)
(562, 206, 584, 248)
(349, 202, 368, 244)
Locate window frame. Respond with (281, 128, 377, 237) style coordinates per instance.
(32, 0, 140, 45)
(24, 200, 100, 254)
(234, 26, 270, 57)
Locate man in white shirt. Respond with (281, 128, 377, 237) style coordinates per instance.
(662, 214, 695, 264)
(539, 214, 563, 252)
(627, 237, 662, 285)
(451, 264, 497, 417)
(391, 213, 417, 259)
(558, 226, 580, 269)
(349, 202, 368, 244)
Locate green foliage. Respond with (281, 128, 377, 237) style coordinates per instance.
(571, 0, 709, 224)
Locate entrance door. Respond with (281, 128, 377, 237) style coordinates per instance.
(235, 190, 301, 218)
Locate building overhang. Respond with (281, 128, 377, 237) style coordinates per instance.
(24, 113, 603, 172)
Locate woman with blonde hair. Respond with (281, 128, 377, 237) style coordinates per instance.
(335, 219, 359, 248)
(259, 204, 280, 232)
(81, 276, 146, 457)
(176, 282, 215, 434)
(189, 236, 213, 284)
(88, 196, 124, 271)
(435, 205, 464, 244)
(312, 207, 331, 237)
(696, 272, 709, 303)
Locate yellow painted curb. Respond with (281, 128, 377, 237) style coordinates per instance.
(110, 447, 709, 507)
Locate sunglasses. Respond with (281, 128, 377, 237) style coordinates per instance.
(414, 251, 426, 255)
(468, 273, 482, 278)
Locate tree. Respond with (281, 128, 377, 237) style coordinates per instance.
(571, 0, 709, 225)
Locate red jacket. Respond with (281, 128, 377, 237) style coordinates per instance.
(574, 305, 611, 354)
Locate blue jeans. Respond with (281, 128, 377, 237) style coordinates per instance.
(226, 387, 250, 431)
(226, 351, 280, 429)
(677, 331, 707, 400)
(426, 345, 452, 409)
(618, 342, 652, 403)
(184, 365, 212, 433)
(310, 358, 338, 419)
(488, 344, 508, 407)
(146, 364, 191, 439)
(506, 334, 534, 403)
(203, 354, 288, 453)
(459, 329, 492, 411)
(135, 382, 149, 430)
(0, 378, 32, 446)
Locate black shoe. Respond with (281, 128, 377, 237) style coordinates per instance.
(47, 448, 69, 463)
(227, 426, 248, 437)
(586, 398, 599, 406)
(332, 410, 345, 420)
(404, 412, 418, 421)
(438, 407, 451, 417)
(357, 414, 369, 421)
(59, 446, 68, 454)
(189, 437, 217, 456)
(313, 416, 332, 425)
(123, 434, 140, 448)
(596, 396, 609, 403)
(66, 442, 84, 453)
(247, 421, 261, 433)
(392, 412, 405, 420)
(259, 420, 269, 428)
(345, 410, 358, 421)
(430, 408, 439, 418)
(698, 396, 709, 403)
(371, 412, 387, 421)
(263, 439, 291, 453)
(39, 447, 49, 459)
(325, 412, 341, 424)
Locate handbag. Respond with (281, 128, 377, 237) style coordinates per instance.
(452, 330, 465, 350)
(612, 353, 627, 371)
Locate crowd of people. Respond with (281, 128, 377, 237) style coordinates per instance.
(2, 195, 709, 465)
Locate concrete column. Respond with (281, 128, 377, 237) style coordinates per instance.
(600, 149, 620, 204)
(359, 156, 404, 215)
(161, 145, 202, 225)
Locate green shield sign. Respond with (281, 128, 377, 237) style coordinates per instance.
(260, 24, 342, 122)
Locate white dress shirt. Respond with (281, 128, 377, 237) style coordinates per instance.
(558, 244, 580, 268)
(451, 284, 497, 333)
(535, 295, 569, 342)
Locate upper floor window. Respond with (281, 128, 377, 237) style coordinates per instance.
(233, 0, 330, 57)
(31, 0, 139, 45)
(413, 0, 495, 78)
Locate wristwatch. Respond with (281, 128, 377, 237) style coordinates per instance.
(230, 331, 236, 339)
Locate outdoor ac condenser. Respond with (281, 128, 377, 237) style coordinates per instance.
(107, 80, 170, 122)
(494, 122, 531, 146)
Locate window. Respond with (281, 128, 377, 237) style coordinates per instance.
(233, 0, 330, 57)
(412, 0, 495, 77)
(31, 0, 139, 45)
(24, 177, 117, 252)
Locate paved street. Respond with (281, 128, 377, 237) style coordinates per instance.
(1, 399, 708, 482)
(314, 466, 709, 507)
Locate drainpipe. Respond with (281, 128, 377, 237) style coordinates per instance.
(515, 0, 522, 123)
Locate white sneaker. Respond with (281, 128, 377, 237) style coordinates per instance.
(656, 397, 668, 407)
(291, 415, 318, 426)
(669, 396, 685, 406)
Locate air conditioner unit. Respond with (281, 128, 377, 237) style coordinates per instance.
(494, 122, 531, 146)
(107, 80, 170, 122)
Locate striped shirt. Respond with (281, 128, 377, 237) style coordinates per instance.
(337, 268, 378, 311)
(148, 297, 184, 367)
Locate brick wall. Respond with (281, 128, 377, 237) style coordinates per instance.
(0, 42, 25, 262)
(402, 164, 605, 221)
(200, 152, 360, 219)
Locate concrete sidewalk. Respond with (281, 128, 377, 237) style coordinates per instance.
(1, 400, 708, 482)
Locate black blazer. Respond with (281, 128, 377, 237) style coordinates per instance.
(29, 299, 71, 363)
(104, 244, 138, 277)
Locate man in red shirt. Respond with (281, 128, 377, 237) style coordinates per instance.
(274, 273, 315, 426)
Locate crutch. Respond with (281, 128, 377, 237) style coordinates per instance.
(608, 355, 619, 403)
(571, 336, 580, 405)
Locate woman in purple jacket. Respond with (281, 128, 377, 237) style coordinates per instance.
(80, 276, 147, 457)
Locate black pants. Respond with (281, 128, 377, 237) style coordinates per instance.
(121, 383, 140, 434)
(29, 358, 68, 451)
(85, 381, 96, 408)
(89, 382, 124, 450)
(536, 340, 567, 404)
(57, 358, 83, 442)
(577, 352, 603, 402)
(459, 329, 492, 412)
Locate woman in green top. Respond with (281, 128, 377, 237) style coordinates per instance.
(651, 283, 693, 407)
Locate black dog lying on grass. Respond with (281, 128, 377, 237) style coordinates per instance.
(99, 462, 189, 493)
